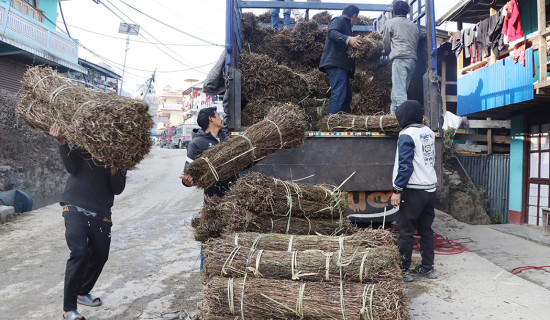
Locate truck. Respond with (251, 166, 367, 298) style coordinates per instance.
(223, 0, 443, 223)
(171, 124, 199, 149)
(160, 126, 177, 148)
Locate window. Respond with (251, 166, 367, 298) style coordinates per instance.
(526, 123, 550, 225)
(12, 0, 43, 23)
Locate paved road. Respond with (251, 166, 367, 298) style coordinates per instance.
(0, 147, 204, 319)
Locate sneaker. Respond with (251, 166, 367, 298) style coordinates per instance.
(410, 265, 438, 279)
(402, 271, 414, 282)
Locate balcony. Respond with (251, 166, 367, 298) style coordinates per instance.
(0, 2, 86, 73)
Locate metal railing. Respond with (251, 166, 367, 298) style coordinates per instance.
(0, 2, 79, 63)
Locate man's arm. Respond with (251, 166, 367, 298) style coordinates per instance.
(382, 23, 392, 54)
(109, 168, 126, 195)
(327, 17, 350, 44)
(50, 124, 82, 174)
(181, 141, 199, 187)
(393, 134, 415, 193)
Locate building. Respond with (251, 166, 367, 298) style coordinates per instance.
(156, 85, 185, 133)
(439, 0, 550, 226)
(0, 0, 86, 93)
(67, 58, 121, 93)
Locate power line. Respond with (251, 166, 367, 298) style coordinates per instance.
(101, 0, 207, 74)
(118, 0, 223, 47)
(64, 23, 216, 46)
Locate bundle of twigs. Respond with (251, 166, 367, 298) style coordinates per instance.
(203, 239, 400, 283)
(221, 229, 395, 251)
(16, 66, 153, 169)
(201, 277, 409, 320)
(185, 104, 306, 189)
(350, 32, 384, 62)
(193, 196, 355, 242)
(228, 172, 347, 218)
(318, 113, 401, 133)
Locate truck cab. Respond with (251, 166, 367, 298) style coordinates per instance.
(160, 126, 177, 148)
(171, 125, 199, 149)
(223, 0, 443, 223)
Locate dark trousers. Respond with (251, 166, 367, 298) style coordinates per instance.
(397, 189, 436, 271)
(326, 67, 352, 114)
(63, 208, 111, 311)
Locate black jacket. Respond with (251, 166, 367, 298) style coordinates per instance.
(59, 144, 126, 219)
(319, 15, 355, 76)
(183, 129, 235, 197)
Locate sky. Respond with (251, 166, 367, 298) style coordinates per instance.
(58, 0, 462, 95)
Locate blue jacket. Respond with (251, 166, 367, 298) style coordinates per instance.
(392, 101, 437, 193)
(319, 15, 355, 76)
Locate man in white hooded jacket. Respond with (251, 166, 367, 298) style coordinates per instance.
(390, 100, 437, 282)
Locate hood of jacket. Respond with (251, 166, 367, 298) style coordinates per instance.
(396, 100, 423, 128)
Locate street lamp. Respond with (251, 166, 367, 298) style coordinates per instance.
(118, 22, 140, 95)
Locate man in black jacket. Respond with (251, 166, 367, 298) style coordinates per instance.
(50, 123, 126, 320)
(180, 107, 234, 197)
(319, 5, 362, 114)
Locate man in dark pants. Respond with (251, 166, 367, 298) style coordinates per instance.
(319, 5, 362, 114)
(50, 123, 126, 320)
(390, 100, 437, 282)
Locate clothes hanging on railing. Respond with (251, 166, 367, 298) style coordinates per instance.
(502, 0, 524, 43)
(463, 25, 476, 59)
(477, 18, 491, 59)
(488, 7, 508, 57)
(450, 31, 463, 57)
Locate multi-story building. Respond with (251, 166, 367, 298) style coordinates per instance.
(156, 85, 185, 132)
(440, 0, 550, 226)
(0, 0, 86, 93)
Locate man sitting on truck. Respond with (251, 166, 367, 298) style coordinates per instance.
(390, 100, 437, 282)
(382, 1, 419, 114)
(319, 5, 362, 114)
(179, 107, 234, 198)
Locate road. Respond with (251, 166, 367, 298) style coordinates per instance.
(0, 147, 204, 319)
(1, 147, 550, 320)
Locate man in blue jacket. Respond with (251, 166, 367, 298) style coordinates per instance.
(319, 5, 362, 114)
(180, 107, 235, 198)
(390, 100, 437, 282)
(50, 123, 126, 320)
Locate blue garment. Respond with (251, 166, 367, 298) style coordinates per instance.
(319, 15, 354, 74)
(326, 67, 352, 114)
(390, 58, 416, 114)
(271, 0, 293, 29)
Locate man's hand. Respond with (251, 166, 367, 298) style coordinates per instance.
(49, 123, 66, 145)
(180, 174, 193, 187)
(349, 36, 362, 48)
(391, 193, 401, 207)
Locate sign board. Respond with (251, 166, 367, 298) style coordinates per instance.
(118, 22, 140, 35)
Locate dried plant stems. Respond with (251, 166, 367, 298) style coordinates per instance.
(318, 113, 401, 133)
(221, 229, 395, 251)
(16, 66, 153, 170)
(185, 104, 307, 189)
(201, 277, 409, 320)
(203, 239, 401, 283)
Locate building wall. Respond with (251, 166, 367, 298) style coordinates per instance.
(41, 0, 59, 28)
(509, 114, 525, 224)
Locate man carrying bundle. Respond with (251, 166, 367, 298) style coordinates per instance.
(390, 100, 437, 282)
(180, 107, 235, 197)
(382, 1, 419, 114)
(50, 124, 127, 320)
(319, 5, 362, 114)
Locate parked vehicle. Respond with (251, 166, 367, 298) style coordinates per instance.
(160, 126, 177, 148)
(170, 125, 198, 149)
(222, 0, 442, 223)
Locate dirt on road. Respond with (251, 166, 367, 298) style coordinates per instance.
(1, 147, 550, 320)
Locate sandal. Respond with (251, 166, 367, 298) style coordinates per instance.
(63, 310, 86, 320)
(77, 294, 102, 307)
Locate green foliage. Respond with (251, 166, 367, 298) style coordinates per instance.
(443, 128, 458, 169)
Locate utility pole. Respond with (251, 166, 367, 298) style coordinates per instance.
(118, 22, 140, 96)
(142, 68, 156, 101)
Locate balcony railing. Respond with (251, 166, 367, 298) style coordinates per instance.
(0, 2, 79, 66)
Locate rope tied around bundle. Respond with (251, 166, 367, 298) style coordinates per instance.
(199, 156, 220, 182)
